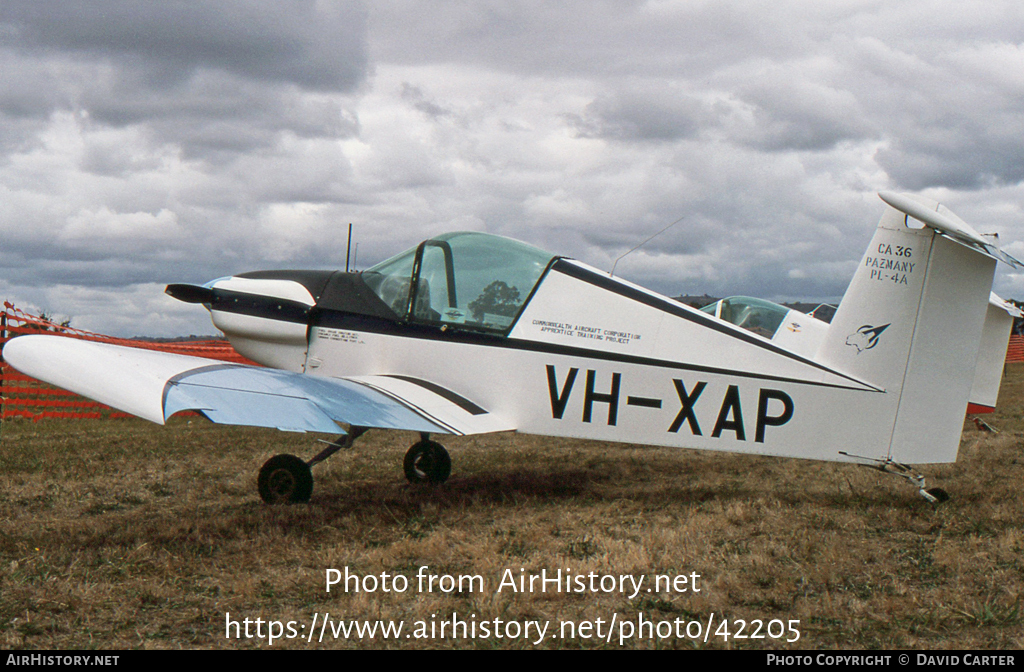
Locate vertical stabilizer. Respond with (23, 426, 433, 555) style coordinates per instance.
(817, 194, 999, 463)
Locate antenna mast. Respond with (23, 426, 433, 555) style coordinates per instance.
(345, 223, 353, 272)
(609, 215, 686, 277)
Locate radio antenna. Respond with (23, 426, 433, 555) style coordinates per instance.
(345, 223, 353, 272)
(609, 215, 685, 277)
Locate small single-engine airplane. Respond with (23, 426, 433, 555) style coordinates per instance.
(4, 192, 1021, 504)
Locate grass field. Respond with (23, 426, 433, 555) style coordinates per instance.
(1, 366, 1023, 650)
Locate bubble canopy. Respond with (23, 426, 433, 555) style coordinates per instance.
(699, 296, 791, 339)
(362, 232, 558, 332)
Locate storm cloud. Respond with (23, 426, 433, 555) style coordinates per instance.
(1, 1, 1023, 335)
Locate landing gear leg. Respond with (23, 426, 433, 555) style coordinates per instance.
(840, 451, 950, 503)
(308, 427, 368, 467)
(258, 427, 368, 504)
(404, 432, 451, 484)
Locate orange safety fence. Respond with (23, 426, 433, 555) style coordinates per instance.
(1, 301, 254, 422)
(1006, 335, 1024, 363)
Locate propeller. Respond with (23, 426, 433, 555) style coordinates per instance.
(165, 283, 215, 304)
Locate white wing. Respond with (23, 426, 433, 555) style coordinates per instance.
(3, 335, 513, 436)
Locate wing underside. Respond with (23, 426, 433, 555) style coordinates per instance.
(3, 335, 512, 436)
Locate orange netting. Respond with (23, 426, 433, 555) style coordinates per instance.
(1006, 335, 1024, 363)
(1, 301, 254, 422)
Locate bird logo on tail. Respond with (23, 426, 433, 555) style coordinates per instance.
(846, 324, 890, 354)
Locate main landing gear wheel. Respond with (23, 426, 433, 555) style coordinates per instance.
(404, 439, 451, 484)
(258, 454, 313, 503)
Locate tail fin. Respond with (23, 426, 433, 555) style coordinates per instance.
(817, 192, 1021, 463)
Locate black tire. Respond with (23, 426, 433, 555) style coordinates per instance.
(403, 440, 451, 484)
(258, 454, 313, 503)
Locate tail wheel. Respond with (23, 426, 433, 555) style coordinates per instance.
(258, 454, 313, 503)
(404, 439, 451, 484)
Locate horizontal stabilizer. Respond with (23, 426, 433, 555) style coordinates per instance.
(879, 191, 1024, 269)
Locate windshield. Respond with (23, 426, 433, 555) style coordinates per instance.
(363, 232, 557, 332)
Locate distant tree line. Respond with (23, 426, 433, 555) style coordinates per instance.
(31, 312, 72, 331)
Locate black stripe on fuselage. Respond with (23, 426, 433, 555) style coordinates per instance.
(384, 375, 489, 416)
(210, 289, 311, 323)
(311, 311, 878, 393)
(343, 378, 461, 434)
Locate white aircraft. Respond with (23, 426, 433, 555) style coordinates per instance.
(4, 192, 1021, 504)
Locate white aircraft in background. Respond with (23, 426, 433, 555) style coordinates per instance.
(5, 192, 1021, 504)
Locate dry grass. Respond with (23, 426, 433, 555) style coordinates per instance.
(2, 366, 1024, 649)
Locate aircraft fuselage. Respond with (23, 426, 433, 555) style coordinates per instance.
(203, 256, 886, 464)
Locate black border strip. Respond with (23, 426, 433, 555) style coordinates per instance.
(312, 312, 878, 392)
(384, 375, 488, 415)
(210, 289, 312, 324)
(345, 378, 461, 434)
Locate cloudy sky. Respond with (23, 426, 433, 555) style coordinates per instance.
(2, 1, 1023, 336)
